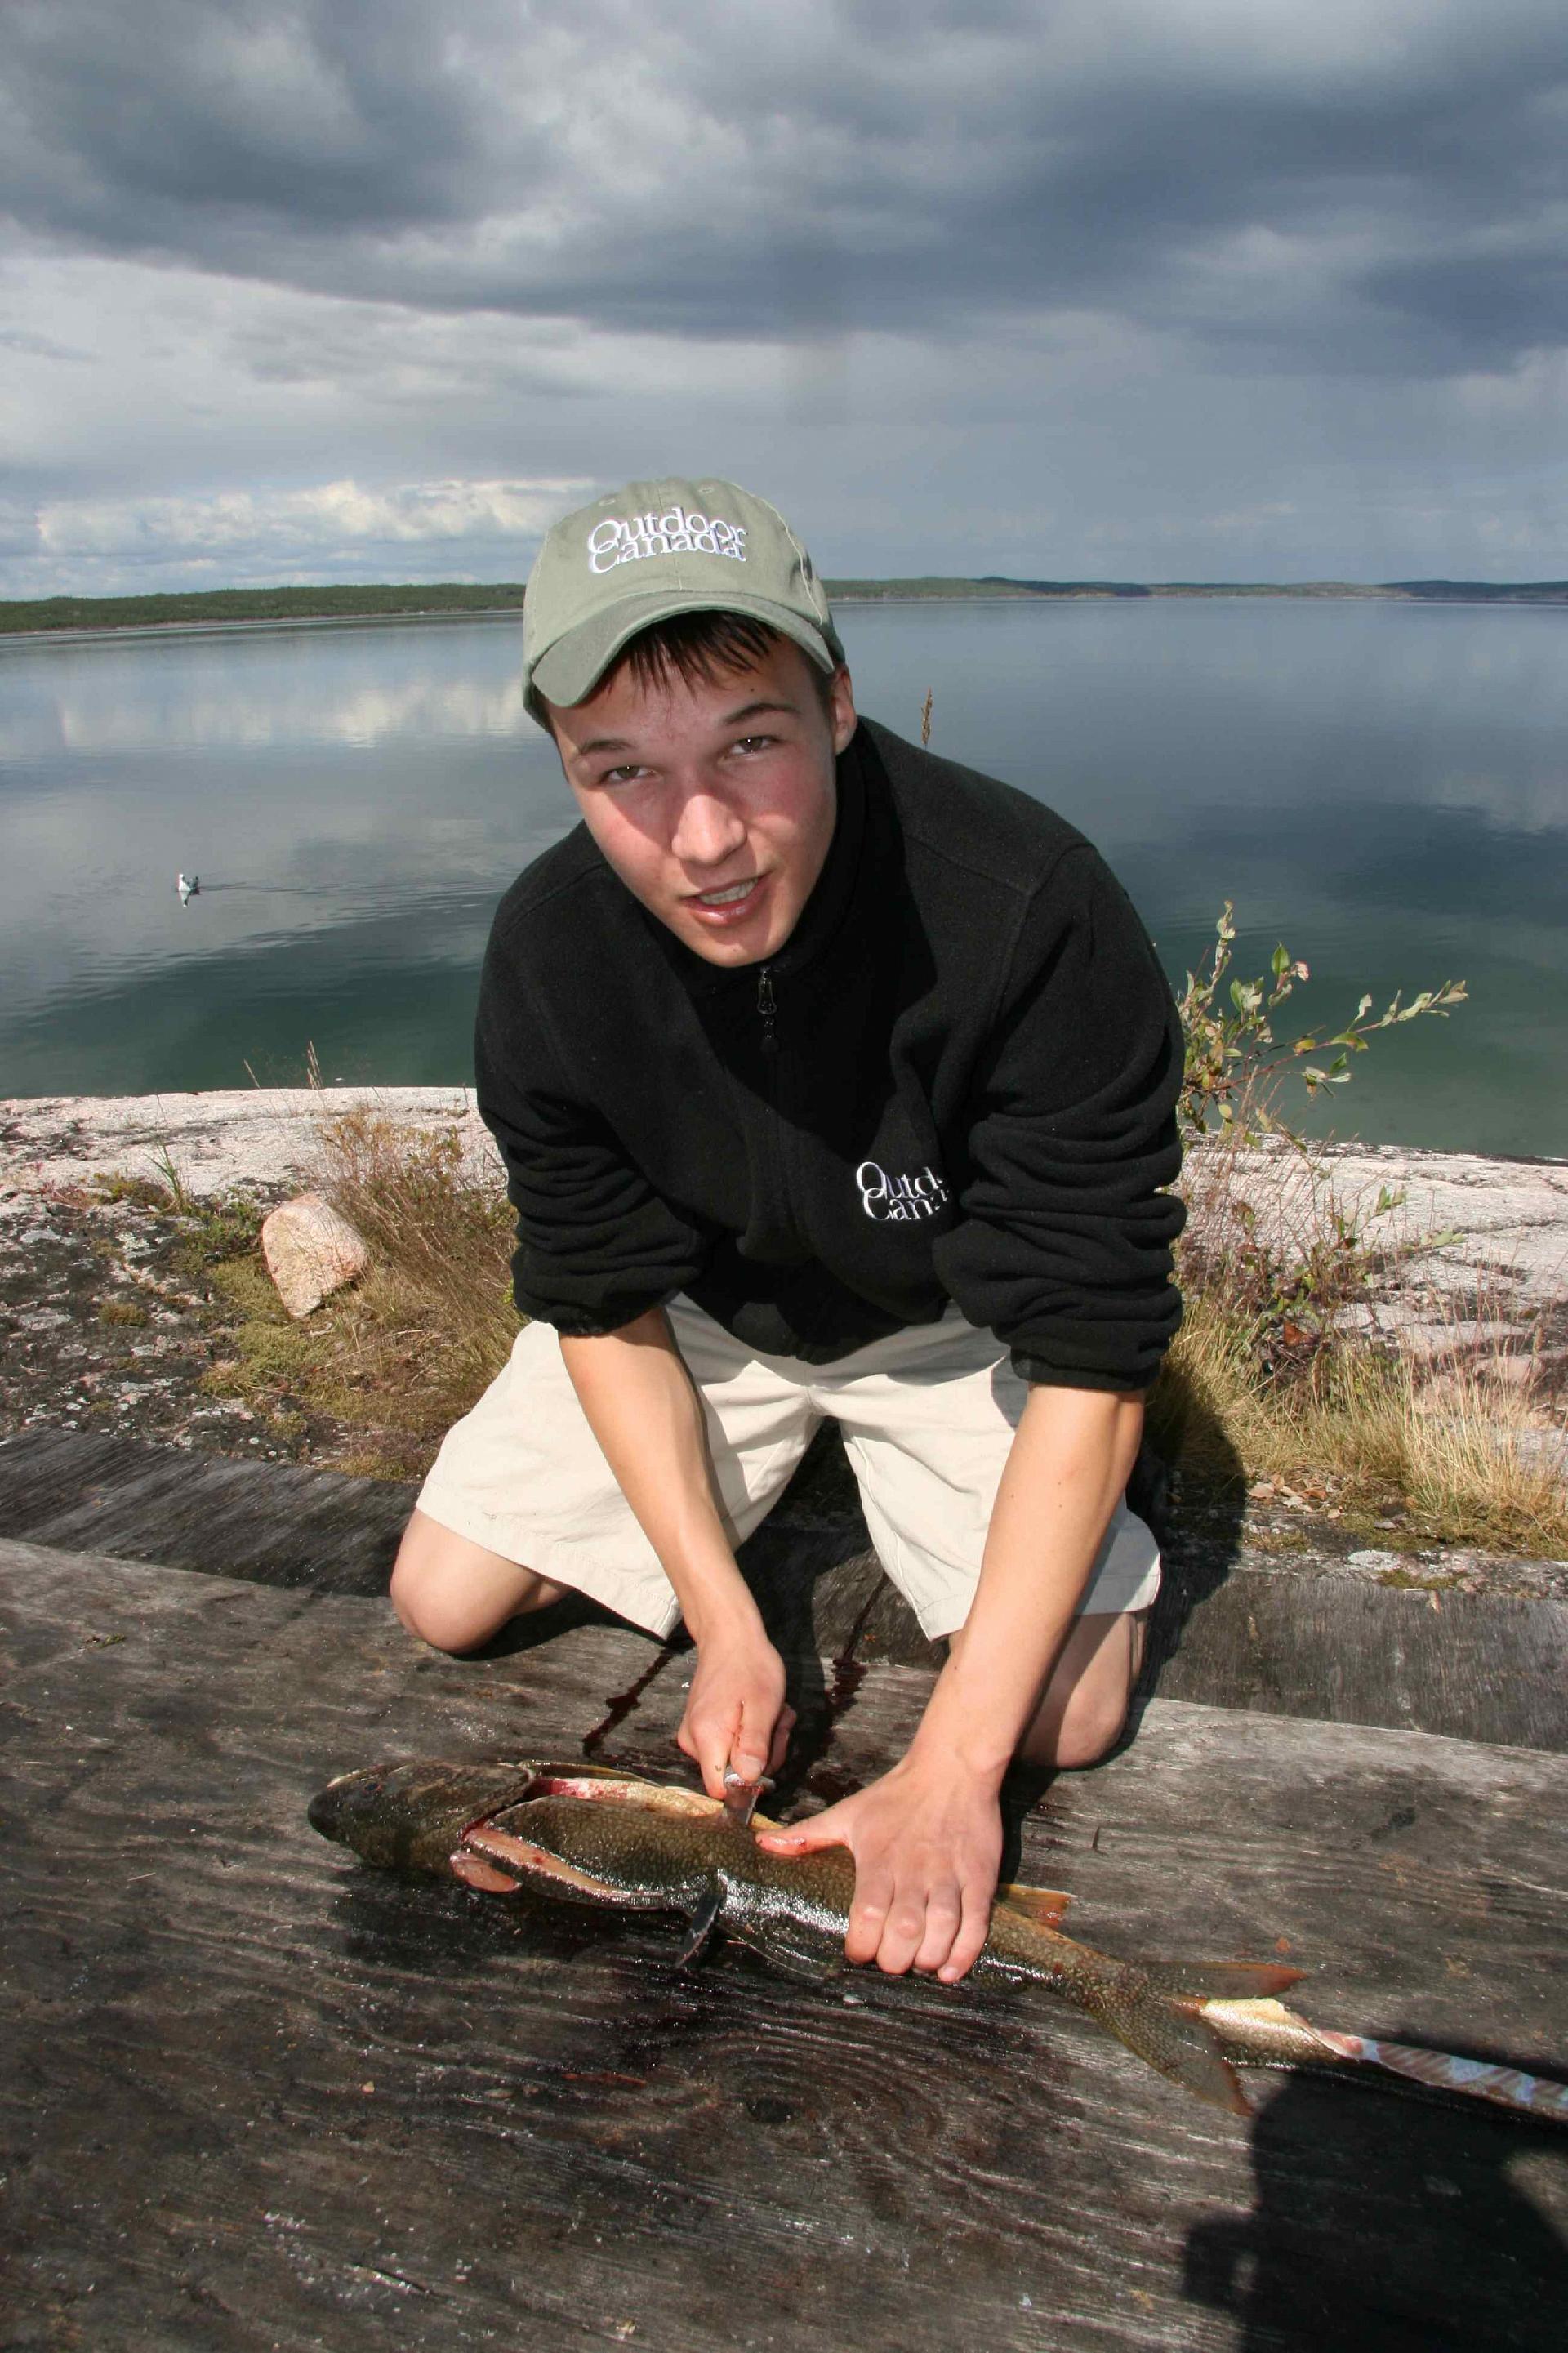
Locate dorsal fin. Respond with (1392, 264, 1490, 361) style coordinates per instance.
(1138, 1959, 1307, 2004)
(676, 1883, 724, 1970)
(995, 1882, 1074, 1926)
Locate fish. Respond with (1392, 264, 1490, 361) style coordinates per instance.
(308, 1755, 1568, 2125)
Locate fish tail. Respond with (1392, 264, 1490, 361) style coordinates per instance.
(1316, 2030, 1568, 2123)
(1091, 1976, 1254, 2116)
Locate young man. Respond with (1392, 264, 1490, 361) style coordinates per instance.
(392, 476, 1184, 1986)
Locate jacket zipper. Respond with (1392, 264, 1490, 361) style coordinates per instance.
(756, 965, 778, 1057)
(755, 960, 800, 1254)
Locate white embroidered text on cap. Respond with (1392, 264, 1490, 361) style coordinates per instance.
(586, 508, 748, 574)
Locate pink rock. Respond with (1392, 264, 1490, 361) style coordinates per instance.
(260, 1192, 368, 1319)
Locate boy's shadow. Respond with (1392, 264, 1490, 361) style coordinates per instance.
(1128, 1355, 1247, 1724)
(1185, 2068, 1568, 2349)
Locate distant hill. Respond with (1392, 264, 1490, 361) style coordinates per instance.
(833, 577, 1568, 604)
(0, 582, 529, 635)
(2, 574, 1565, 635)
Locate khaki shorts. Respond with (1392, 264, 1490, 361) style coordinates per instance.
(416, 1295, 1161, 1642)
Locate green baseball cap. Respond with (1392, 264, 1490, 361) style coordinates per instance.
(521, 475, 845, 724)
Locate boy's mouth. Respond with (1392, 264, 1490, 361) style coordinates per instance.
(687, 875, 766, 924)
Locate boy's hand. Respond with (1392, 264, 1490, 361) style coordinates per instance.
(678, 1621, 795, 1800)
(754, 1752, 1002, 1982)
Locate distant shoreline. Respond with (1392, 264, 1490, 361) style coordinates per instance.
(3, 574, 1566, 641)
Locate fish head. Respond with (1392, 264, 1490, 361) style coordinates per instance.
(308, 1758, 611, 1874)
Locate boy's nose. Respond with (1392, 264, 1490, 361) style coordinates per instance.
(670, 787, 748, 867)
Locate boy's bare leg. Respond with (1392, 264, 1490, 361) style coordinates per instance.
(945, 1607, 1147, 1772)
(390, 1508, 570, 1655)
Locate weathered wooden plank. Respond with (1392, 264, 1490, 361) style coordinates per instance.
(1145, 1560, 1568, 1753)
(0, 1425, 418, 1596)
(4, 1425, 1566, 1746)
(1, 1538, 1563, 2351)
(0, 1422, 931, 1660)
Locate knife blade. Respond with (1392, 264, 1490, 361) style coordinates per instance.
(721, 1766, 773, 1831)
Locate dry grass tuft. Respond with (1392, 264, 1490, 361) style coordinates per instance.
(1152, 1142, 1568, 1555)
(176, 1097, 1565, 1544)
(301, 1108, 519, 1474)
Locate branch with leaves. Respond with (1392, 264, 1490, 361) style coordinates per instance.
(1176, 902, 1468, 1145)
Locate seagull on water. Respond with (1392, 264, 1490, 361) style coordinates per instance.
(176, 871, 200, 904)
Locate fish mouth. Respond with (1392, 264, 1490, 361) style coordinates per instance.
(308, 1755, 777, 1886)
(454, 1770, 739, 1869)
(450, 1770, 754, 1901)
(447, 1770, 722, 1902)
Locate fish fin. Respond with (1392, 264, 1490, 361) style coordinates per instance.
(727, 1911, 849, 1983)
(1316, 2030, 1568, 2123)
(995, 1883, 1074, 1926)
(676, 1884, 724, 1970)
(1138, 1960, 1307, 2004)
(450, 1851, 522, 1893)
(1104, 1994, 1254, 2117)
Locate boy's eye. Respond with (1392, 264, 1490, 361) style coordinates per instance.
(733, 734, 775, 755)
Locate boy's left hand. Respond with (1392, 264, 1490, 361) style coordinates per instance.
(754, 1752, 1002, 1982)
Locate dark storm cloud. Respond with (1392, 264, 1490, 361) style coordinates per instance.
(2, 1, 1565, 374)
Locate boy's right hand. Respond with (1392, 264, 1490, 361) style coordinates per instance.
(677, 1620, 795, 1801)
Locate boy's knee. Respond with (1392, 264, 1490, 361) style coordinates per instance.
(389, 1556, 486, 1655)
(1016, 1610, 1143, 1771)
(389, 1514, 544, 1654)
(1022, 1694, 1129, 1769)
(1039, 1696, 1131, 1771)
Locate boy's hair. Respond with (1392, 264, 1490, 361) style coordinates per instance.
(603, 609, 840, 713)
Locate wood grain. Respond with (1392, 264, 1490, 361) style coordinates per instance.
(6, 1426, 1566, 1754)
(2, 1537, 1564, 2350)
(1146, 1558, 1568, 1752)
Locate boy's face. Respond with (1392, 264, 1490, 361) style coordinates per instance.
(544, 635, 858, 968)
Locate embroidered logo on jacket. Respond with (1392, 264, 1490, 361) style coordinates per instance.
(856, 1161, 951, 1223)
(586, 507, 747, 574)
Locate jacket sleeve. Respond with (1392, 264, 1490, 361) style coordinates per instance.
(474, 919, 710, 1335)
(931, 844, 1185, 1391)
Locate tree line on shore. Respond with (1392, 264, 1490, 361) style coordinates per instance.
(4, 576, 1566, 636)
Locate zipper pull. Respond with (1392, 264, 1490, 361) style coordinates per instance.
(756, 965, 778, 1057)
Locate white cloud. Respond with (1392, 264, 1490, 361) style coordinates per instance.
(37, 476, 592, 559)
(1, 2, 1565, 590)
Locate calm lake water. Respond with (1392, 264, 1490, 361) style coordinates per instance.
(2, 599, 1565, 1155)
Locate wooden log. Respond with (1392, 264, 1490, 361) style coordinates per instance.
(1146, 1558, 1568, 1753)
(0, 1425, 417, 1595)
(0, 1423, 924, 1657)
(3, 1426, 1566, 1747)
(2, 1538, 1564, 2351)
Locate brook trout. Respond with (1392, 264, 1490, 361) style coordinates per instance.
(308, 1756, 1568, 2123)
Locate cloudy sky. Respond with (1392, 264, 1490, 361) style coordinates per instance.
(3, 0, 1565, 595)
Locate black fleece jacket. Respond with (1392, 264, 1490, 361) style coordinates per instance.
(475, 716, 1185, 1391)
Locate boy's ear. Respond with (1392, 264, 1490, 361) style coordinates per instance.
(829, 666, 858, 754)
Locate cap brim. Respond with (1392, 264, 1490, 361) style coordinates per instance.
(526, 589, 844, 722)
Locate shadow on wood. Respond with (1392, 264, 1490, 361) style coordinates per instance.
(2, 1539, 1565, 2350)
(1185, 2070, 1568, 2346)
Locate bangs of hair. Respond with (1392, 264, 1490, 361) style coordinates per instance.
(611, 610, 831, 703)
